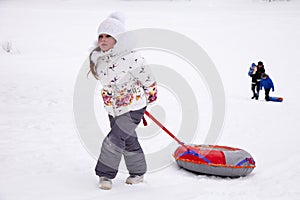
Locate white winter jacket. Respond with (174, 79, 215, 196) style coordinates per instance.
(89, 47, 157, 117)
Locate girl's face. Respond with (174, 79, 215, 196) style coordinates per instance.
(98, 34, 116, 52)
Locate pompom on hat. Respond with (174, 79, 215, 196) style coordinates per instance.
(97, 12, 126, 41)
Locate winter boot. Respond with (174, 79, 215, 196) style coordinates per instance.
(252, 93, 258, 99)
(265, 96, 270, 101)
(99, 177, 112, 190)
(125, 175, 144, 184)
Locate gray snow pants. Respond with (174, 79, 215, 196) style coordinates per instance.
(95, 107, 147, 179)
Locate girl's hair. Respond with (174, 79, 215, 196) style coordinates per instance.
(87, 46, 101, 80)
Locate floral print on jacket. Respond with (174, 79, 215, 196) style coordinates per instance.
(90, 47, 157, 116)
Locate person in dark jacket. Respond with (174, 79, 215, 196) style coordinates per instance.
(260, 73, 274, 101)
(250, 61, 265, 100)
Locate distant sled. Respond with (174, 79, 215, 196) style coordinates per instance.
(268, 96, 283, 102)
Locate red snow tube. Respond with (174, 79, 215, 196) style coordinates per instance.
(174, 145, 256, 177)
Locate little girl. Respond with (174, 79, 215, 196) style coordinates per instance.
(89, 12, 157, 190)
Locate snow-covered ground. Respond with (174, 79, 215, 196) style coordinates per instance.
(1, 0, 300, 199)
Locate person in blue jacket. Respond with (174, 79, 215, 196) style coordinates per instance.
(260, 73, 274, 101)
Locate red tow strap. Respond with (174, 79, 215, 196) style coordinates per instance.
(144, 110, 191, 151)
(142, 116, 148, 126)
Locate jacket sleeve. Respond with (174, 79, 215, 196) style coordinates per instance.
(130, 52, 158, 104)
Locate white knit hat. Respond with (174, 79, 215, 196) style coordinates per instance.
(97, 12, 126, 41)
